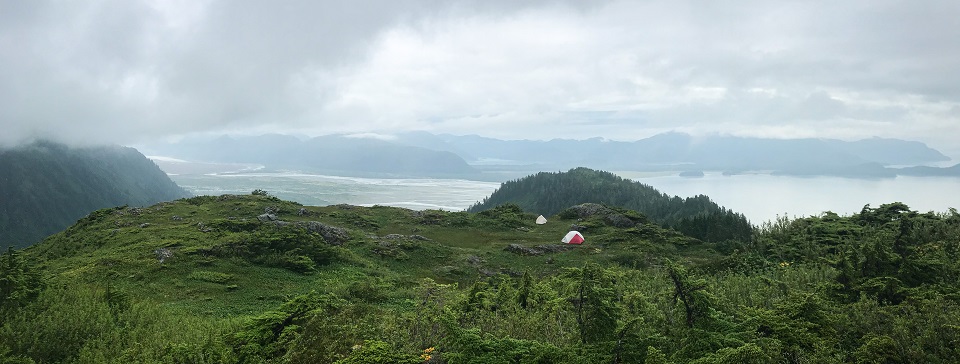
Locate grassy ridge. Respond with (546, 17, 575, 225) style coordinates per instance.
(2, 194, 960, 363)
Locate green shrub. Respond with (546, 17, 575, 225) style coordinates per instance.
(333, 340, 420, 364)
(209, 225, 336, 273)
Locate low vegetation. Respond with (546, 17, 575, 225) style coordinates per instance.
(2, 190, 959, 363)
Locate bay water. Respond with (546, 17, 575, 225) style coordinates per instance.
(164, 165, 960, 224)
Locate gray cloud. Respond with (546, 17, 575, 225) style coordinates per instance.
(1, 0, 958, 157)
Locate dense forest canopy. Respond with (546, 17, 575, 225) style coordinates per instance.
(3, 190, 957, 363)
(0, 141, 190, 248)
(468, 167, 754, 243)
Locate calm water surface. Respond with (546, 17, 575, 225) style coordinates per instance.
(620, 172, 960, 224)
(171, 172, 501, 211)
(169, 171, 960, 225)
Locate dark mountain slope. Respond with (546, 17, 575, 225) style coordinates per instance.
(0, 141, 190, 247)
(897, 162, 960, 176)
(468, 167, 753, 242)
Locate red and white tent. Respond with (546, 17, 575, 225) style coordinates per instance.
(562, 230, 585, 245)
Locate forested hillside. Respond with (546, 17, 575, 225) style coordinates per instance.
(2, 193, 958, 363)
(468, 167, 753, 243)
(0, 141, 190, 247)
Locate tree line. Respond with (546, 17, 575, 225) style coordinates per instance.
(468, 167, 753, 243)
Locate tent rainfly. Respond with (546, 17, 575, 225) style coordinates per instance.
(562, 230, 585, 245)
(536, 215, 547, 225)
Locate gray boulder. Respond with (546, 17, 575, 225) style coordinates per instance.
(605, 213, 637, 228)
(297, 221, 349, 245)
(565, 203, 614, 218)
(257, 213, 278, 222)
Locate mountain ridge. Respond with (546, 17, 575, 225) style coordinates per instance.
(139, 134, 477, 178)
(138, 131, 954, 179)
(0, 141, 190, 247)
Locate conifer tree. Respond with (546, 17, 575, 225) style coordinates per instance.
(0, 247, 43, 311)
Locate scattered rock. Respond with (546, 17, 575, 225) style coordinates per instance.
(257, 213, 278, 222)
(504, 243, 575, 256)
(256, 218, 351, 246)
(171, 215, 182, 221)
(266, 220, 293, 228)
(139, 223, 151, 228)
(565, 203, 613, 218)
(605, 213, 637, 228)
(297, 221, 349, 245)
(264, 206, 280, 214)
(297, 208, 309, 216)
(570, 224, 588, 231)
(563, 203, 645, 228)
(466, 255, 485, 265)
(197, 222, 213, 233)
(127, 207, 143, 216)
(516, 227, 531, 232)
(504, 244, 544, 256)
(378, 234, 432, 242)
(154, 248, 173, 263)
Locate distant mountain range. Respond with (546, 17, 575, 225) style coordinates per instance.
(389, 132, 956, 178)
(139, 132, 957, 179)
(140, 134, 476, 178)
(0, 141, 190, 247)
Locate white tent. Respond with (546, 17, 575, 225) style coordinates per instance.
(562, 230, 585, 245)
(536, 215, 547, 225)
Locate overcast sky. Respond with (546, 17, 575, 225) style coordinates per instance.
(2, 0, 959, 157)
